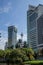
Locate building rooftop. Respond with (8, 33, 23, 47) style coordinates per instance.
(8, 26, 17, 32)
(28, 4, 43, 11)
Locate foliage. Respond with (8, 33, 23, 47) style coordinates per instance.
(24, 60, 43, 65)
(34, 51, 38, 59)
(23, 41, 27, 48)
(0, 48, 35, 64)
(21, 48, 35, 60)
(0, 50, 5, 58)
(9, 49, 29, 63)
(15, 43, 20, 48)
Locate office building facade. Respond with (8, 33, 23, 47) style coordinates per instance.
(8, 26, 17, 49)
(27, 4, 43, 50)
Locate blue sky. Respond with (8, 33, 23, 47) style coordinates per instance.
(0, 0, 43, 49)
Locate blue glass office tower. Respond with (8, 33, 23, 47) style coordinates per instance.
(27, 4, 43, 50)
(8, 26, 17, 49)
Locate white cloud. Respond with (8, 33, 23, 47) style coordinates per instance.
(0, 30, 8, 50)
(0, 2, 12, 14)
(5, 22, 15, 27)
(5, 22, 12, 27)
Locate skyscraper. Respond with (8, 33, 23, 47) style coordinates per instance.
(27, 4, 43, 50)
(8, 26, 17, 49)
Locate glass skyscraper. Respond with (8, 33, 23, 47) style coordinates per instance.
(27, 4, 43, 50)
(8, 26, 17, 49)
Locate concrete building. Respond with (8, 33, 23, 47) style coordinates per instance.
(8, 26, 17, 49)
(27, 4, 43, 50)
(5, 42, 8, 49)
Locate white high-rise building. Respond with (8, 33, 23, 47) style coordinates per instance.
(27, 4, 43, 50)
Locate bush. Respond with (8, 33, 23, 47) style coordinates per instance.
(24, 60, 43, 65)
(0, 48, 36, 64)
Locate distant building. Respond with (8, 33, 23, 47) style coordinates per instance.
(5, 42, 8, 49)
(8, 26, 17, 49)
(0, 33, 1, 41)
(0, 33, 1, 38)
(27, 4, 43, 50)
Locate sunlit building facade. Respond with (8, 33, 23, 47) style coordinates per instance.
(27, 4, 43, 50)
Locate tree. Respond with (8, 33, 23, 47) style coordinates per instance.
(15, 43, 20, 48)
(0, 50, 5, 61)
(15, 39, 22, 48)
(0, 50, 5, 58)
(23, 41, 27, 48)
(34, 51, 37, 59)
(9, 49, 29, 65)
(5, 49, 12, 65)
(22, 48, 35, 60)
(0, 48, 35, 65)
(9, 49, 23, 64)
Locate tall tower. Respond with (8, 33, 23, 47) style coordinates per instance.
(27, 4, 43, 50)
(8, 26, 17, 49)
(21, 33, 23, 42)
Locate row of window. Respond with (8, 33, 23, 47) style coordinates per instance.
(29, 20, 36, 29)
(29, 12, 38, 21)
(27, 10, 34, 16)
(29, 29, 37, 48)
(30, 29, 36, 40)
